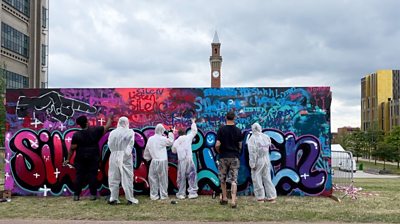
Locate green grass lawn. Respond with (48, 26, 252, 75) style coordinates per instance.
(356, 160, 400, 175)
(0, 179, 399, 223)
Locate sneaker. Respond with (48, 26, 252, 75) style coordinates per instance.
(257, 199, 265, 203)
(188, 194, 198, 199)
(90, 195, 97, 201)
(73, 195, 80, 201)
(108, 200, 118, 205)
(176, 195, 186, 200)
(160, 196, 169, 200)
(150, 196, 160, 201)
(127, 198, 139, 205)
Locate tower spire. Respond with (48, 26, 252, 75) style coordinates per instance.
(212, 31, 220, 44)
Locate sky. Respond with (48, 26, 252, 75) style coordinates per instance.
(48, 0, 400, 132)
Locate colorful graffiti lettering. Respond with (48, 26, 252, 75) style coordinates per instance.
(4, 87, 332, 197)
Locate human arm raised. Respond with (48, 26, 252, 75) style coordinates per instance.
(189, 118, 198, 140)
(103, 113, 114, 135)
(63, 144, 77, 166)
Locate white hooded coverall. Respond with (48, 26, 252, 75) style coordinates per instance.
(107, 117, 138, 204)
(172, 121, 198, 199)
(143, 124, 174, 200)
(247, 123, 277, 201)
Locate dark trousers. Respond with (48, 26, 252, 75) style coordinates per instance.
(74, 156, 99, 196)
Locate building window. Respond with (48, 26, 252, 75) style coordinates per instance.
(1, 22, 30, 58)
(42, 6, 48, 28)
(3, 0, 30, 17)
(41, 44, 47, 66)
(2, 69, 29, 89)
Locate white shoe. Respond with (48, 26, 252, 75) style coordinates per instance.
(176, 195, 186, 200)
(128, 198, 139, 205)
(150, 196, 160, 201)
(188, 194, 198, 199)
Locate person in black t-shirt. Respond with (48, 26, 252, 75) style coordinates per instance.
(64, 114, 113, 201)
(215, 111, 243, 208)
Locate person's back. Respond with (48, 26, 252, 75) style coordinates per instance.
(145, 134, 170, 161)
(73, 126, 104, 159)
(172, 120, 197, 161)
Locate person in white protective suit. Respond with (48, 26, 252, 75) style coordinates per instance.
(143, 124, 175, 200)
(247, 123, 277, 203)
(171, 118, 199, 200)
(107, 116, 139, 205)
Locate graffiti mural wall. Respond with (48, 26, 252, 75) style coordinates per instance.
(4, 87, 332, 196)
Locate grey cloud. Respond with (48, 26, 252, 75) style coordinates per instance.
(49, 0, 400, 130)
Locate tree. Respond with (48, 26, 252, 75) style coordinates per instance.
(374, 141, 396, 170)
(342, 130, 366, 162)
(386, 126, 400, 169)
(365, 125, 384, 164)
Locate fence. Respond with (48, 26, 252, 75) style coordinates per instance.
(331, 150, 356, 199)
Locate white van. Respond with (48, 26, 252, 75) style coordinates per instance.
(338, 158, 357, 173)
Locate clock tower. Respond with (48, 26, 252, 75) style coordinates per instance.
(210, 31, 222, 88)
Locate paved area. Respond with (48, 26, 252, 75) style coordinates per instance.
(353, 170, 400, 178)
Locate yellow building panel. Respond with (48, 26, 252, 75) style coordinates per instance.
(376, 70, 393, 105)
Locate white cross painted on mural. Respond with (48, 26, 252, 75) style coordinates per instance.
(29, 139, 39, 148)
(5, 172, 10, 180)
(59, 123, 66, 131)
(31, 118, 42, 128)
(98, 118, 105, 125)
(43, 156, 50, 162)
(301, 173, 310, 180)
(4, 153, 10, 164)
(54, 168, 60, 179)
(39, 185, 51, 197)
(65, 137, 72, 143)
(33, 173, 40, 179)
(31, 112, 41, 128)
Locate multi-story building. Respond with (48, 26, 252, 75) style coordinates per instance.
(389, 70, 400, 130)
(331, 127, 360, 144)
(361, 70, 400, 133)
(1, 0, 49, 89)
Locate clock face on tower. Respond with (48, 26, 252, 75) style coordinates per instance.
(212, 71, 220, 78)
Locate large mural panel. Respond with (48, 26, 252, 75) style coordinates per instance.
(4, 87, 332, 196)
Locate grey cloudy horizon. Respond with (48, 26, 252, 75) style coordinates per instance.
(48, 0, 400, 131)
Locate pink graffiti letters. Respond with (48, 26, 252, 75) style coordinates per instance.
(9, 129, 77, 193)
